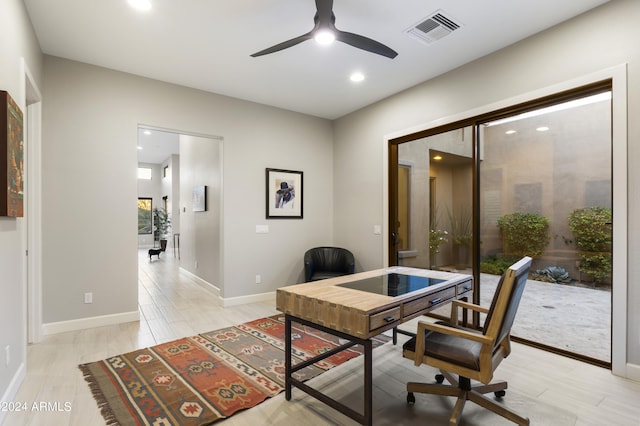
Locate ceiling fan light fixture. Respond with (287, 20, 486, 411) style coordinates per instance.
(314, 30, 336, 45)
(350, 72, 365, 82)
(250, 0, 397, 59)
(128, 0, 152, 12)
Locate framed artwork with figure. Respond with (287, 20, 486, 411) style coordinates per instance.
(1, 90, 24, 217)
(266, 168, 303, 219)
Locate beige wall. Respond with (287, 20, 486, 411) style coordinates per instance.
(41, 56, 335, 325)
(0, 0, 43, 407)
(178, 134, 222, 289)
(334, 0, 640, 367)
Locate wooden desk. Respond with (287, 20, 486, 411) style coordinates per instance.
(276, 267, 473, 425)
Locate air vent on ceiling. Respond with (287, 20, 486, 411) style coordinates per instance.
(405, 10, 462, 45)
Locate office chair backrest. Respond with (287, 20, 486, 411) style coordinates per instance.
(482, 257, 532, 348)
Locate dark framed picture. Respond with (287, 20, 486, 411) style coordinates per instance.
(192, 185, 207, 212)
(0, 90, 24, 217)
(266, 168, 303, 219)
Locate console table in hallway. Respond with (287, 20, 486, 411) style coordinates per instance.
(276, 267, 473, 426)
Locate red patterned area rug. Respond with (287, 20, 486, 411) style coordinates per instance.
(79, 314, 390, 425)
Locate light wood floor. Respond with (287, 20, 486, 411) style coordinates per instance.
(4, 250, 640, 425)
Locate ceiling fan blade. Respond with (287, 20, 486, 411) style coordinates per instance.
(335, 31, 398, 59)
(250, 33, 313, 57)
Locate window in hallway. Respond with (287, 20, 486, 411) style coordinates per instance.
(138, 197, 152, 234)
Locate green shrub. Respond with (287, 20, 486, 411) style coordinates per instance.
(480, 256, 513, 275)
(496, 212, 550, 258)
(568, 207, 612, 283)
(567, 207, 612, 252)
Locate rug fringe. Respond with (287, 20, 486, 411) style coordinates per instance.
(79, 363, 121, 426)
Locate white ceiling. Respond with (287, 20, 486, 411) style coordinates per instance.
(24, 0, 610, 164)
(25, 0, 609, 122)
(136, 127, 180, 165)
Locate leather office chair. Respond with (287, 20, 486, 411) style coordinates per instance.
(304, 247, 355, 282)
(402, 256, 532, 425)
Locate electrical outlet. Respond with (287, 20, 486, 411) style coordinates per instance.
(5, 345, 10, 367)
(84, 292, 93, 304)
(255, 275, 261, 284)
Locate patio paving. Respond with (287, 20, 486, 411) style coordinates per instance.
(479, 273, 611, 362)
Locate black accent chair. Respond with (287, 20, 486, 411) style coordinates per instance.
(402, 256, 532, 425)
(304, 247, 355, 282)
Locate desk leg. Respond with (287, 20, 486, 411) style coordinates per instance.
(285, 315, 292, 401)
(461, 296, 469, 326)
(364, 339, 373, 426)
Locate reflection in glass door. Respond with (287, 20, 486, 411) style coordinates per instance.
(390, 128, 473, 271)
(478, 91, 612, 364)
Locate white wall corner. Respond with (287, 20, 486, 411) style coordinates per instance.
(0, 361, 26, 424)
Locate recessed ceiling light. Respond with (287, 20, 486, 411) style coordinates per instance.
(505, 130, 517, 135)
(137, 146, 143, 150)
(536, 126, 550, 132)
(143, 130, 151, 135)
(128, 0, 152, 12)
(314, 30, 335, 45)
(350, 72, 365, 83)
(433, 155, 443, 161)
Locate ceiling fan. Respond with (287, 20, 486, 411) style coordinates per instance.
(250, 0, 398, 59)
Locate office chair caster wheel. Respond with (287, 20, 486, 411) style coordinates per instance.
(494, 390, 506, 398)
(407, 392, 415, 405)
(435, 374, 445, 384)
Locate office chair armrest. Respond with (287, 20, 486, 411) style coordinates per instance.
(450, 300, 489, 324)
(414, 320, 493, 366)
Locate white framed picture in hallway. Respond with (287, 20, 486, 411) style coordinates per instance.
(192, 185, 207, 212)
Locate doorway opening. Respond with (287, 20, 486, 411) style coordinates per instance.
(136, 126, 223, 296)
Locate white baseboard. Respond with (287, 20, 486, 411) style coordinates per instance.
(178, 267, 275, 307)
(179, 267, 221, 298)
(0, 362, 26, 424)
(221, 291, 276, 307)
(42, 311, 140, 336)
(627, 362, 640, 382)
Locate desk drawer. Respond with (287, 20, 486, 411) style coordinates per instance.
(457, 281, 473, 296)
(369, 307, 401, 331)
(403, 287, 456, 317)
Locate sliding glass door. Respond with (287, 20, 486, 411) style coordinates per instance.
(389, 83, 613, 365)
